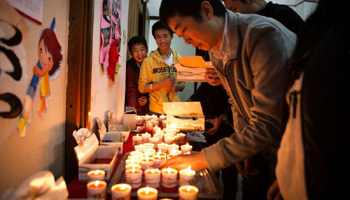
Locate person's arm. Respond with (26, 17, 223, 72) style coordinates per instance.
(202, 25, 297, 172)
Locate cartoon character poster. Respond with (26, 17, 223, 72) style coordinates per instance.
(17, 18, 63, 136)
(99, 0, 122, 82)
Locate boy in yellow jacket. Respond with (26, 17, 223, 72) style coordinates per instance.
(138, 21, 185, 115)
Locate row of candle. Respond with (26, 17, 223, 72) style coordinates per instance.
(132, 131, 187, 146)
(87, 181, 198, 200)
(136, 114, 167, 132)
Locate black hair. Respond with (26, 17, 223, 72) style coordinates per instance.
(151, 20, 173, 38)
(127, 36, 148, 53)
(160, 0, 226, 26)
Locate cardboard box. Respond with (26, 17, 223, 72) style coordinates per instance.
(73, 128, 118, 182)
(97, 119, 124, 155)
(175, 60, 213, 82)
(163, 102, 205, 131)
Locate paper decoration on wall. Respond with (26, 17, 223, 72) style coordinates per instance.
(99, 0, 122, 82)
(17, 18, 63, 136)
(0, 0, 29, 146)
(6, 0, 43, 25)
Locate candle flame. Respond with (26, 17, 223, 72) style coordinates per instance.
(120, 184, 125, 190)
(167, 167, 171, 173)
(145, 186, 149, 194)
(187, 166, 191, 171)
(186, 186, 191, 192)
(94, 181, 99, 187)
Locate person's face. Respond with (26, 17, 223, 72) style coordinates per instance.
(154, 29, 172, 52)
(223, 0, 254, 14)
(38, 39, 54, 72)
(131, 44, 147, 65)
(167, 11, 221, 51)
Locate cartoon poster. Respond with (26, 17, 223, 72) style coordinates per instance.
(99, 0, 122, 82)
(17, 18, 63, 136)
(0, 0, 28, 146)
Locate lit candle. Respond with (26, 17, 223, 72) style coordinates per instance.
(142, 132, 151, 143)
(179, 166, 196, 186)
(144, 168, 161, 188)
(153, 153, 166, 169)
(125, 163, 142, 171)
(140, 156, 154, 171)
(164, 134, 175, 144)
(134, 144, 145, 152)
(149, 136, 160, 147)
(111, 183, 131, 200)
(132, 134, 142, 146)
(143, 148, 156, 156)
(143, 143, 155, 150)
(87, 180, 107, 199)
(137, 186, 158, 200)
(180, 143, 192, 154)
(177, 133, 186, 145)
(157, 143, 168, 153)
(125, 168, 142, 189)
(125, 158, 141, 166)
(145, 121, 153, 133)
(168, 143, 179, 152)
(178, 185, 198, 200)
(87, 170, 105, 182)
(161, 167, 178, 192)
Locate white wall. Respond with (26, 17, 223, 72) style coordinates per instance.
(147, 19, 196, 102)
(0, 0, 69, 195)
(90, 0, 129, 128)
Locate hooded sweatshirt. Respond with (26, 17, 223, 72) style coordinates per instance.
(138, 48, 184, 114)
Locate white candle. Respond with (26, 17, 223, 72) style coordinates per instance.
(87, 170, 105, 182)
(132, 134, 142, 146)
(125, 168, 142, 189)
(143, 148, 156, 156)
(161, 167, 178, 191)
(168, 143, 179, 152)
(153, 154, 166, 169)
(180, 143, 192, 154)
(177, 133, 186, 145)
(143, 143, 155, 150)
(111, 183, 131, 200)
(125, 158, 141, 166)
(87, 180, 107, 199)
(144, 168, 161, 188)
(178, 185, 198, 200)
(137, 186, 158, 200)
(134, 144, 145, 152)
(142, 132, 151, 143)
(125, 163, 142, 171)
(179, 166, 196, 186)
(141, 157, 154, 171)
(164, 135, 175, 144)
(157, 143, 168, 153)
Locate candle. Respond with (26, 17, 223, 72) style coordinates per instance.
(87, 180, 107, 199)
(178, 185, 198, 200)
(180, 143, 192, 154)
(161, 167, 178, 192)
(144, 168, 161, 188)
(179, 166, 196, 186)
(168, 143, 179, 152)
(177, 133, 186, 145)
(125, 168, 142, 189)
(153, 154, 166, 169)
(142, 132, 151, 143)
(111, 183, 131, 200)
(157, 143, 168, 153)
(87, 170, 105, 182)
(132, 134, 142, 146)
(134, 144, 145, 152)
(125, 158, 141, 166)
(137, 186, 158, 200)
(143, 143, 155, 150)
(145, 121, 153, 133)
(164, 135, 175, 144)
(125, 163, 142, 171)
(143, 148, 156, 156)
(141, 156, 154, 171)
(136, 116, 145, 132)
(149, 136, 160, 147)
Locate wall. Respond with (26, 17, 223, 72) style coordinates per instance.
(147, 19, 196, 102)
(0, 0, 69, 195)
(90, 0, 129, 129)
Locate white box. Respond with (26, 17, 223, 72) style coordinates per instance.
(98, 121, 124, 155)
(73, 129, 118, 182)
(163, 102, 205, 131)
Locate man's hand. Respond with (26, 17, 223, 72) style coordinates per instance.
(160, 152, 208, 172)
(205, 118, 221, 135)
(267, 180, 283, 200)
(235, 158, 259, 179)
(205, 68, 222, 86)
(138, 96, 148, 106)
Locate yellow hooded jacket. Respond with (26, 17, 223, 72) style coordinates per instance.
(138, 49, 185, 114)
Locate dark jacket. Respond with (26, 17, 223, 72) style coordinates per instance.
(125, 58, 148, 115)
